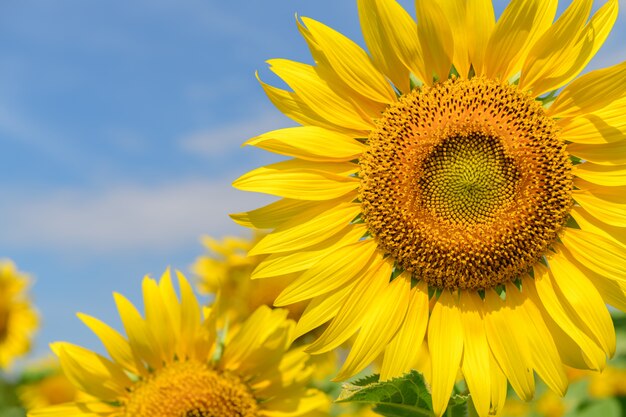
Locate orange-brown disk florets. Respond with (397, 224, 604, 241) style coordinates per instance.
(124, 361, 259, 417)
(360, 77, 573, 290)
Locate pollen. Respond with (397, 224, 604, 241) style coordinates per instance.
(124, 361, 259, 417)
(360, 77, 573, 290)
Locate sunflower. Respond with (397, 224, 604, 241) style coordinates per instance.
(0, 260, 38, 368)
(192, 234, 343, 384)
(192, 234, 308, 322)
(18, 358, 82, 410)
(28, 270, 328, 417)
(232, 1, 626, 416)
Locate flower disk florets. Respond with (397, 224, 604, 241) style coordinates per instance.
(124, 361, 259, 417)
(360, 77, 573, 290)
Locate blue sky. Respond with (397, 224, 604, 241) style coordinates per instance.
(1, 0, 625, 361)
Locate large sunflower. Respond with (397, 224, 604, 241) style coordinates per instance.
(232, 1, 626, 416)
(28, 270, 328, 417)
(0, 260, 38, 368)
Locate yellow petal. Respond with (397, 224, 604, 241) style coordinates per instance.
(245, 126, 365, 162)
(274, 239, 379, 306)
(428, 290, 464, 417)
(484, 0, 557, 81)
(559, 245, 626, 313)
(157, 270, 182, 350)
(570, 205, 626, 248)
(55, 342, 130, 401)
(506, 283, 567, 396)
(232, 317, 293, 377)
(529, 264, 606, 370)
(261, 388, 330, 417)
(357, 0, 424, 92)
(548, 249, 615, 358)
(256, 73, 365, 136)
(559, 116, 626, 145)
(573, 189, 626, 227)
(222, 306, 289, 370)
(268, 59, 374, 131)
(560, 227, 626, 284)
(300, 17, 396, 104)
(459, 292, 491, 417)
(248, 202, 360, 255)
(380, 280, 430, 381)
(519, 0, 592, 95)
(306, 255, 392, 354)
(484, 290, 535, 401)
(176, 271, 204, 359)
(568, 141, 626, 166)
(574, 162, 626, 187)
(415, 1, 454, 82)
(233, 161, 359, 201)
(587, 273, 626, 313)
(334, 274, 410, 380)
(548, 60, 626, 118)
(536, 0, 618, 94)
(292, 282, 356, 340)
(296, 18, 387, 119)
(575, 178, 626, 202)
(27, 401, 119, 417)
(77, 313, 141, 376)
(113, 293, 160, 370)
(466, 0, 495, 76)
(142, 276, 174, 362)
(435, 0, 470, 77)
(489, 352, 508, 417)
(252, 225, 366, 279)
(231, 198, 326, 230)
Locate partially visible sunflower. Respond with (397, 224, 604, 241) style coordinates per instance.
(192, 234, 341, 381)
(28, 270, 328, 417)
(0, 260, 38, 368)
(233, 0, 626, 416)
(568, 365, 626, 398)
(192, 235, 308, 322)
(18, 358, 81, 410)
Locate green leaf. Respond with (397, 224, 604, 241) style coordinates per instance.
(337, 371, 469, 417)
(569, 398, 621, 417)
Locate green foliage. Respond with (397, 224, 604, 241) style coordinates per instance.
(573, 398, 621, 417)
(0, 378, 25, 417)
(337, 371, 469, 417)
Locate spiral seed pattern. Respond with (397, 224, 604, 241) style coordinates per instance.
(359, 77, 573, 290)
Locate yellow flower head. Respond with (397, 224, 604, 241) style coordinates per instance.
(192, 235, 308, 322)
(0, 260, 38, 368)
(28, 270, 328, 417)
(584, 366, 626, 398)
(233, 1, 626, 416)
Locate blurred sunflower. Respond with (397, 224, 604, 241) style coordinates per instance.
(568, 365, 626, 398)
(0, 260, 38, 368)
(192, 235, 308, 322)
(232, 0, 626, 416)
(192, 234, 344, 384)
(18, 359, 81, 410)
(28, 270, 328, 417)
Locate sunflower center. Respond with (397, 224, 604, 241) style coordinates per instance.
(124, 361, 259, 417)
(360, 77, 573, 290)
(0, 308, 10, 341)
(419, 133, 521, 224)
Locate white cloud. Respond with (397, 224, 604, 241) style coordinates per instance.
(0, 178, 273, 252)
(179, 112, 294, 157)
